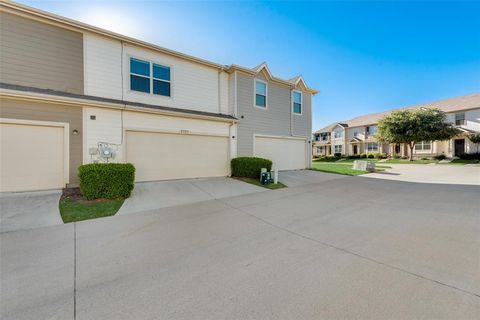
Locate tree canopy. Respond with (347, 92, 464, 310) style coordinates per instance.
(376, 108, 459, 160)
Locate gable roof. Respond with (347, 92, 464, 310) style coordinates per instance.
(1, 0, 319, 95)
(315, 93, 480, 133)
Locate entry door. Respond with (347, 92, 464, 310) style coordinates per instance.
(353, 145, 358, 155)
(454, 139, 465, 156)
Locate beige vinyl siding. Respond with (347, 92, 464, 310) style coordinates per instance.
(0, 12, 84, 93)
(0, 98, 82, 184)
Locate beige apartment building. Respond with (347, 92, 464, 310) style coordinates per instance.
(313, 93, 480, 159)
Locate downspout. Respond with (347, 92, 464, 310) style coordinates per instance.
(217, 66, 224, 114)
(290, 84, 293, 136)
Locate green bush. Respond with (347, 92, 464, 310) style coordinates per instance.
(334, 152, 342, 158)
(434, 154, 447, 160)
(78, 163, 135, 200)
(231, 157, 272, 178)
(367, 153, 375, 159)
(458, 152, 480, 160)
(347, 155, 360, 159)
(360, 153, 367, 159)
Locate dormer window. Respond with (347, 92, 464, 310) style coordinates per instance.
(130, 57, 171, 97)
(255, 80, 267, 108)
(292, 91, 302, 114)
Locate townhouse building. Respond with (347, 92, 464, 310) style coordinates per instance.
(313, 94, 480, 159)
(0, 1, 318, 192)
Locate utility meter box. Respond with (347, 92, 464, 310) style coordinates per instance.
(261, 171, 273, 185)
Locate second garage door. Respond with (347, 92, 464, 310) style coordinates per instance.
(254, 135, 307, 170)
(126, 131, 230, 181)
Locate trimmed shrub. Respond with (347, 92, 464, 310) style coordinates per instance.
(334, 152, 342, 158)
(434, 154, 447, 160)
(367, 153, 375, 159)
(359, 153, 367, 159)
(78, 163, 135, 200)
(231, 157, 272, 178)
(347, 155, 360, 159)
(458, 152, 480, 160)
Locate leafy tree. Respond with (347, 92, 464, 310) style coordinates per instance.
(469, 134, 480, 153)
(376, 108, 459, 161)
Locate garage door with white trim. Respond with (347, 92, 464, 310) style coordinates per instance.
(126, 131, 230, 181)
(0, 123, 65, 192)
(254, 136, 306, 170)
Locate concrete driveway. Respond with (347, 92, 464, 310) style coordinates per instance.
(1, 171, 479, 319)
(118, 177, 265, 215)
(0, 190, 63, 233)
(365, 163, 480, 185)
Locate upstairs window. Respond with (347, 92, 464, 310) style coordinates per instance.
(153, 64, 171, 97)
(255, 80, 267, 108)
(455, 112, 465, 126)
(366, 125, 377, 135)
(130, 58, 171, 97)
(293, 91, 302, 114)
(334, 130, 343, 139)
(130, 58, 150, 93)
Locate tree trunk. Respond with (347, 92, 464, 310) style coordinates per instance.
(409, 142, 414, 161)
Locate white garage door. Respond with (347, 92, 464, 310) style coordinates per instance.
(254, 136, 307, 170)
(0, 122, 65, 192)
(126, 131, 230, 181)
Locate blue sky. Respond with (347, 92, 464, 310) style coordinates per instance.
(21, 0, 480, 131)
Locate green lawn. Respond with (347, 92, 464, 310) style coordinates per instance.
(315, 158, 479, 165)
(233, 177, 287, 189)
(311, 162, 367, 176)
(59, 197, 124, 223)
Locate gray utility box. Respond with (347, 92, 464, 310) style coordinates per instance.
(353, 160, 376, 172)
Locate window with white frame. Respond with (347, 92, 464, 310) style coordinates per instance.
(334, 145, 343, 153)
(130, 58, 171, 97)
(334, 130, 343, 139)
(455, 112, 465, 126)
(353, 127, 362, 137)
(255, 80, 267, 108)
(367, 142, 378, 152)
(366, 125, 377, 135)
(292, 91, 302, 114)
(414, 141, 431, 151)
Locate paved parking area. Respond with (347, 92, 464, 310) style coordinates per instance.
(1, 171, 479, 319)
(118, 177, 265, 215)
(0, 190, 63, 233)
(365, 163, 480, 185)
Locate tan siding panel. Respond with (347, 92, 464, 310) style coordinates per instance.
(0, 98, 82, 184)
(236, 72, 311, 157)
(0, 12, 84, 94)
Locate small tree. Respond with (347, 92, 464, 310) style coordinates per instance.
(469, 134, 480, 153)
(376, 108, 459, 161)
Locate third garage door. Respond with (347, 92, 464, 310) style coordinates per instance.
(254, 135, 307, 170)
(126, 131, 229, 182)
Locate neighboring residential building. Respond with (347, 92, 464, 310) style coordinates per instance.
(0, 1, 318, 192)
(313, 93, 480, 158)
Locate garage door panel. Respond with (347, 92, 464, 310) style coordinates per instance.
(126, 131, 229, 181)
(255, 136, 306, 170)
(0, 123, 65, 192)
